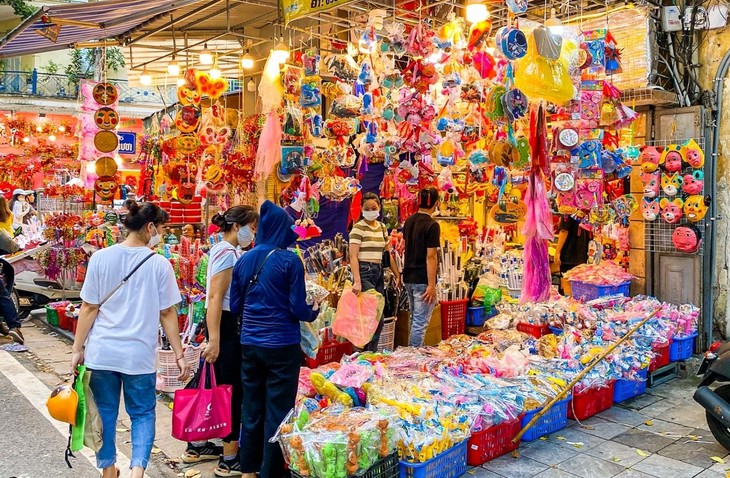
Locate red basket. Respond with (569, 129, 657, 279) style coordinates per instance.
(649, 341, 672, 372)
(305, 340, 353, 368)
(516, 322, 550, 339)
(467, 416, 522, 466)
(568, 381, 614, 421)
(440, 300, 468, 340)
(57, 307, 73, 331)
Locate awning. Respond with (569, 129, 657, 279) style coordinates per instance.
(0, 0, 205, 58)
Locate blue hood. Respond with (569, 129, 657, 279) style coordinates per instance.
(256, 200, 298, 248)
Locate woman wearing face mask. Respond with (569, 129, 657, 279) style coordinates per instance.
(183, 206, 258, 477)
(71, 200, 189, 478)
(349, 192, 400, 352)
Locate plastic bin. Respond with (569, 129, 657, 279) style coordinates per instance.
(613, 369, 648, 403)
(305, 340, 353, 368)
(45, 306, 60, 327)
(670, 333, 698, 361)
(549, 326, 564, 336)
(377, 318, 396, 353)
(466, 307, 485, 327)
(440, 300, 468, 340)
(649, 341, 672, 372)
(570, 281, 631, 301)
(399, 441, 467, 478)
(292, 452, 399, 478)
(568, 382, 614, 420)
(516, 322, 551, 339)
(520, 397, 570, 442)
(467, 416, 522, 466)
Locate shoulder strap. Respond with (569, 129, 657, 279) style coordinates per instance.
(99, 252, 156, 307)
(241, 248, 277, 299)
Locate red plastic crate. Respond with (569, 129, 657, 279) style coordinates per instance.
(568, 381, 614, 420)
(440, 300, 468, 340)
(305, 340, 353, 368)
(649, 341, 672, 372)
(516, 322, 550, 339)
(467, 416, 522, 466)
(57, 307, 73, 331)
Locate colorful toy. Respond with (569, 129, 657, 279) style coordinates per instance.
(683, 194, 711, 222)
(672, 225, 702, 253)
(641, 197, 660, 221)
(660, 198, 684, 224)
(639, 145, 662, 173)
(661, 172, 682, 197)
(682, 170, 704, 195)
(659, 144, 682, 173)
(681, 139, 704, 168)
(641, 171, 660, 198)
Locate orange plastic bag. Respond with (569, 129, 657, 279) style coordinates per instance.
(514, 30, 575, 105)
(332, 289, 385, 348)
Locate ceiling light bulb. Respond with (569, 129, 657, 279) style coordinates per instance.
(465, 0, 489, 24)
(240, 52, 255, 70)
(546, 8, 564, 34)
(22, 136, 30, 143)
(271, 41, 289, 64)
(58, 125, 66, 132)
(209, 57, 221, 79)
(168, 58, 180, 76)
(199, 43, 213, 65)
(176, 77, 187, 87)
(139, 67, 152, 86)
(48, 134, 56, 142)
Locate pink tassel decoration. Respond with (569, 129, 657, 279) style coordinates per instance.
(254, 110, 282, 181)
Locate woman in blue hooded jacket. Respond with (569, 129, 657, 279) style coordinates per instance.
(231, 201, 316, 478)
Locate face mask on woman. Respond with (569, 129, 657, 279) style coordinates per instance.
(237, 225, 254, 248)
(363, 210, 380, 222)
(148, 225, 161, 248)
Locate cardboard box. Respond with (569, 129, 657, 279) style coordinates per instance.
(394, 305, 442, 347)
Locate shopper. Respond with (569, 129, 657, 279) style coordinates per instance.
(231, 200, 317, 478)
(554, 215, 591, 273)
(23, 190, 37, 224)
(182, 206, 259, 477)
(0, 232, 21, 343)
(0, 197, 14, 236)
(71, 199, 190, 478)
(403, 187, 441, 347)
(9, 189, 30, 226)
(349, 192, 400, 351)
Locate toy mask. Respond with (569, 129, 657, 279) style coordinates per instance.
(660, 198, 684, 224)
(92, 82, 118, 106)
(683, 194, 711, 222)
(94, 176, 118, 200)
(94, 107, 119, 130)
(639, 145, 662, 173)
(661, 172, 682, 196)
(682, 170, 704, 195)
(641, 171, 660, 198)
(641, 197, 660, 221)
(672, 225, 701, 253)
(659, 145, 682, 173)
(682, 139, 704, 168)
(177, 85, 201, 106)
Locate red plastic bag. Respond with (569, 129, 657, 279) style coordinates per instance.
(171, 363, 232, 442)
(332, 289, 384, 348)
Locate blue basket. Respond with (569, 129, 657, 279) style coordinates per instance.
(519, 397, 570, 442)
(549, 326, 564, 336)
(466, 306, 496, 327)
(613, 369, 648, 403)
(670, 333, 698, 361)
(570, 281, 631, 301)
(399, 441, 467, 478)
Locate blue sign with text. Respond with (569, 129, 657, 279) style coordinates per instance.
(117, 132, 137, 155)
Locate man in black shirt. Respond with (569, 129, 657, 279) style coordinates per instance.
(554, 215, 590, 273)
(403, 187, 440, 347)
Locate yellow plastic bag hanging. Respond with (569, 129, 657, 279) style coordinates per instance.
(514, 29, 575, 105)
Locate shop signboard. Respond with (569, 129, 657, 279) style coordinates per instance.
(280, 0, 353, 24)
(117, 132, 137, 155)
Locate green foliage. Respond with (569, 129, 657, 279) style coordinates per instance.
(42, 60, 60, 75)
(64, 47, 126, 85)
(0, 0, 37, 19)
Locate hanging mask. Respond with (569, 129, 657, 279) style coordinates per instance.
(683, 194, 711, 222)
(672, 225, 701, 254)
(659, 144, 682, 173)
(660, 198, 684, 224)
(681, 139, 704, 168)
(641, 197, 660, 221)
(682, 170, 704, 195)
(641, 171, 660, 198)
(661, 172, 683, 197)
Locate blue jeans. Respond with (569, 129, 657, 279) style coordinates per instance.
(405, 283, 436, 347)
(89, 370, 156, 470)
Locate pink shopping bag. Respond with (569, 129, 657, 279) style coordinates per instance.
(171, 363, 232, 442)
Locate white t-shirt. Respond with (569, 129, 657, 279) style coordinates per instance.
(12, 201, 29, 225)
(205, 241, 240, 311)
(81, 244, 182, 375)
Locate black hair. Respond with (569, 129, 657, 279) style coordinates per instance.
(122, 199, 169, 231)
(211, 205, 259, 233)
(362, 192, 380, 206)
(419, 187, 439, 209)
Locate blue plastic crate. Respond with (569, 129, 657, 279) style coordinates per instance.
(613, 369, 648, 403)
(399, 441, 467, 478)
(570, 281, 631, 301)
(670, 333, 698, 361)
(520, 397, 570, 442)
(466, 306, 497, 327)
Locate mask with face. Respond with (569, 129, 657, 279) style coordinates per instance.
(362, 210, 380, 222)
(147, 225, 161, 248)
(237, 225, 254, 248)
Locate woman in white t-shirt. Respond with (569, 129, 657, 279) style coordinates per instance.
(182, 205, 258, 476)
(9, 189, 30, 226)
(71, 200, 189, 478)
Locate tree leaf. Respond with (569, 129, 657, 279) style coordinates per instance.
(710, 456, 726, 464)
(644, 420, 654, 426)
(636, 449, 650, 457)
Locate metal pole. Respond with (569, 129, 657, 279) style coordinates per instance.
(513, 308, 661, 443)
